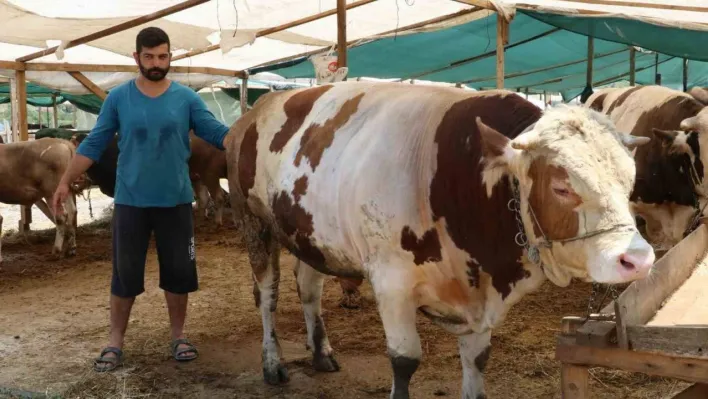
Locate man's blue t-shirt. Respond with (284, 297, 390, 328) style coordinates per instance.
(76, 80, 229, 208)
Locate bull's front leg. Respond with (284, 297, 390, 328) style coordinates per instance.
(458, 330, 492, 399)
(370, 266, 421, 399)
(52, 203, 67, 259)
(63, 194, 77, 256)
(242, 212, 288, 385)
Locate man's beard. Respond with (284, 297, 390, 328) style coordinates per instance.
(138, 62, 170, 82)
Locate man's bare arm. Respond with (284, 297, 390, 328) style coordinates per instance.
(60, 154, 95, 186)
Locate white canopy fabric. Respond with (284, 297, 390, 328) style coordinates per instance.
(1, 0, 708, 93)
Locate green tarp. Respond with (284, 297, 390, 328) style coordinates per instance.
(260, 11, 708, 102)
(0, 82, 104, 114)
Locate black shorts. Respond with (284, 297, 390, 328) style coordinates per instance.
(111, 203, 198, 297)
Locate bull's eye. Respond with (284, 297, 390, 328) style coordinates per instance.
(553, 187, 570, 196)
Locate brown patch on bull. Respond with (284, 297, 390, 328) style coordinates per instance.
(272, 191, 314, 237)
(606, 86, 644, 114)
(238, 123, 259, 198)
(587, 93, 607, 112)
(269, 85, 333, 153)
(527, 159, 581, 240)
(293, 176, 308, 202)
(294, 93, 365, 171)
(400, 226, 443, 265)
(429, 93, 541, 299)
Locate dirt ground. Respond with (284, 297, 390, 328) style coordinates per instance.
(0, 200, 690, 399)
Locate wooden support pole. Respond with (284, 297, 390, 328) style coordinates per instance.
(586, 36, 594, 88)
(240, 74, 249, 116)
(629, 47, 636, 86)
(337, 0, 348, 72)
(11, 71, 31, 232)
(68, 72, 108, 100)
(683, 58, 689, 92)
(172, 0, 375, 61)
(17, 0, 210, 62)
(52, 95, 58, 128)
(496, 13, 509, 89)
(655, 53, 661, 84)
(9, 78, 19, 143)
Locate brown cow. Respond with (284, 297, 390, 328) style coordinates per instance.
(585, 85, 708, 250)
(0, 138, 78, 262)
(225, 82, 655, 398)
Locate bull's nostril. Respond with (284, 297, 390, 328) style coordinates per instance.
(620, 256, 636, 271)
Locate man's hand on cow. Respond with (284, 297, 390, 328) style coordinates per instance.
(52, 182, 71, 216)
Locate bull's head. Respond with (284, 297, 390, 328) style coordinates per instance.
(478, 105, 655, 286)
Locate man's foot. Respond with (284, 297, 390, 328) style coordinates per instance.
(93, 346, 123, 372)
(171, 338, 198, 361)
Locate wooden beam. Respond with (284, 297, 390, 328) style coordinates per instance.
(240, 75, 248, 116)
(17, 0, 210, 62)
(586, 36, 594, 87)
(556, 336, 708, 385)
(0, 60, 25, 71)
(452, 0, 498, 11)
(629, 47, 636, 85)
(405, 27, 560, 81)
(172, 0, 376, 61)
(9, 77, 20, 143)
(683, 58, 689, 92)
(68, 72, 107, 100)
(460, 48, 627, 85)
(14, 71, 28, 142)
(496, 13, 508, 89)
(553, 0, 708, 13)
(337, 0, 348, 71)
(249, 7, 483, 71)
(627, 326, 708, 359)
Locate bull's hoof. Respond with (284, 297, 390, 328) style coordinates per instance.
(313, 353, 340, 372)
(263, 364, 289, 385)
(67, 248, 77, 257)
(339, 291, 362, 309)
(50, 250, 63, 261)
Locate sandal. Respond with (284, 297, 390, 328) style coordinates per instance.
(93, 346, 123, 372)
(171, 338, 198, 362)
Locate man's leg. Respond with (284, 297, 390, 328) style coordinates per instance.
(94, 204, 151, 372)
(153, 203, 198, 360)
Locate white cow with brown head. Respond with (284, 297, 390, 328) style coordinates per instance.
(225, 82, 654, 398)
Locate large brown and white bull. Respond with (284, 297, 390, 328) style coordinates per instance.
(225, 82, 655, 398)
(586, 85, 708, 250)
(0, 138, 78, 263)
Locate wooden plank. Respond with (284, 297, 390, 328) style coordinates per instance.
(599, 224, 708, 326)
(68, 72, 107, 100)
(452, 0, 498, 11)
(673, 383, 708, 399)
(337, 0, 348, 71)
(627, 326, 708, 359)
(629, 47, 636, 85)
(556, 336, 708, 384)
(17, 0, 210, 62)
(496, 13, 507, 89)
(172, 0, 376, 61)
(9, 77, 19, 143)
(614, 300, 629, 350)
(14, 62, 245, 77)
(561, 364, 589, 399)
(562, 316, 587, 335)
(0, 60, 25, 70)
(649, 256, 708, 326)
(575, 321, 616, 348)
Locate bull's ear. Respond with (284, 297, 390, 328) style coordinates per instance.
(476, 116, 510, 159)
(652, 128, 692, 155)
(619, 133, 651, 150)
(689, 87, 708, 106)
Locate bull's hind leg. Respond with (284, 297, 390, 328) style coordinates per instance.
(0, 212, 4, 263)
(459, 331, 492, 399)
(52, 203, 67, 259)
(370, 263, 421, 399)
(242, 212, 288, 385)
(293, 260, 340, 372)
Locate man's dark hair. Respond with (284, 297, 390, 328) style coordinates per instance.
(136, 27, 170, 53)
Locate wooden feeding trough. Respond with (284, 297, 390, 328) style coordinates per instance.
(556, 223, 708, 398)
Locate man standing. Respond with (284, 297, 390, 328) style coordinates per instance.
(52, 27, 230, 372)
